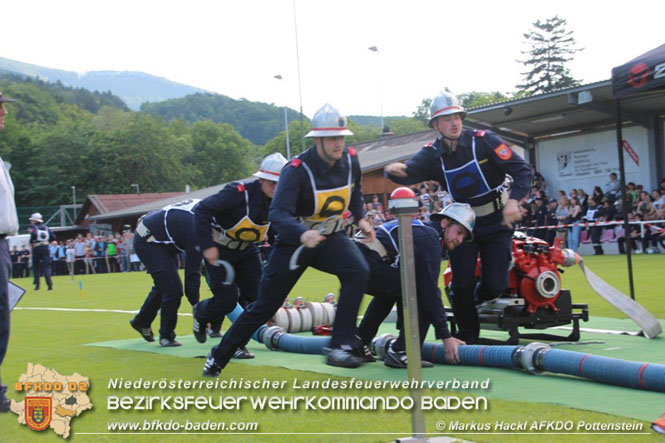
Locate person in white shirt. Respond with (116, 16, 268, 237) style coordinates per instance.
(0, 90, 19, 412)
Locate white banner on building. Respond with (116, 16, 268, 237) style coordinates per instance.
(556, 145, 638, 179)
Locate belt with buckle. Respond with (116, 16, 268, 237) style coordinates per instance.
(471, 191, 509, 217)
(215, 235, 250, 251)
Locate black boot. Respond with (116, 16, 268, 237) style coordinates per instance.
(0, 384, 11, 413)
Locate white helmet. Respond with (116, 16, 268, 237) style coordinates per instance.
(29, 212, 44, 223)
(254, 152, 288, 181)
(430, 203, 475, 241)
(305, 104, 354, 138)
(428, 91, 467, 128)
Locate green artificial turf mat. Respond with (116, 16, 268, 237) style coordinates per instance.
(87, 316, 665, 422)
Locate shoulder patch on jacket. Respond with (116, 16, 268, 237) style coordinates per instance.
(236, 184, 246, 192)
(476, 130, 486, 137)
(290, 158, 302, 168)
(348, 147, 357, 156)
(493, 143, 513, 161)
(425, 142, 434, 149)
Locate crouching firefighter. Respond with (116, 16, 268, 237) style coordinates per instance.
(384, 90, 532, 344)
(193, 153, 287, 359)
(355, 203, 473, 368)
(130, 199, 203, 347)
(202, 104, 376, 377)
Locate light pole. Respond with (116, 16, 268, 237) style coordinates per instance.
(368, 45, 384, 133)
(130, 183, 140, 194)
(274, 75, 291, 159)
(71, 186, 77, 222)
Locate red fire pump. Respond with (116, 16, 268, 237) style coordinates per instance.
(508, 235, 580, 314)
(444, 233, 589, 344)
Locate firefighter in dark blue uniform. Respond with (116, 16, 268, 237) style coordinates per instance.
(203, 104, 375, 376)
(356, 203, 473, 367)
(130, 199, 203, 347)
(385, 91, 532, 344)
(192, 153, 287, 359)
(27, 213, 56, 291)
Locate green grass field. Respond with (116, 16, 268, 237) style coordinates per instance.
(1, 255, 663, 441)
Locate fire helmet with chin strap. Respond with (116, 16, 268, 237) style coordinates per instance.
(428, 91, 467, 128)
(254, 152, 288, 182)
(305, 104, 354, 138)
(430, 202, 475, 241)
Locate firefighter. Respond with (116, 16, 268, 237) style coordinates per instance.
(193, 153, 287, 359)
(203, 104, 375, 376)
(384, 91, 532, 344)
(356, 203, 473, 367)
(27, 213, 55, 291)
(130, 199, 203, 347)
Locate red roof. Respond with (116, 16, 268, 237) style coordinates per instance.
(76, 192, 185, 225)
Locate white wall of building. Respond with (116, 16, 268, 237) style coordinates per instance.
(536, 126, 651, 198)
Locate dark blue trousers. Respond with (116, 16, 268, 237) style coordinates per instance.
(133, 236, 183, 341)
(0, 238, 10, 368)
(448, 219, 513, 343)
(211, 231, 369, 368)
(196, 245, 261, 324)
(32, 245, 52, 288)
(357, 226, 448, 352)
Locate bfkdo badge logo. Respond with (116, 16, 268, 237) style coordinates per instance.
(25, 396, 52, 431)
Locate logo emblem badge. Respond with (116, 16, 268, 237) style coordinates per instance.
(628, 63, 650, 88)
(25, 397, 52, 431)
(494, 144, 513, 161)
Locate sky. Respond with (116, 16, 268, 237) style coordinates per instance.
(3, 0, 664, 118)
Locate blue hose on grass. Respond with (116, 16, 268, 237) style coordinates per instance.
(227, 303, 266, 343)
(541, 348, 665, 392)
(422, 343, 518, 370)
(422, 342, 665, 393)
(228, 303, 665, 392)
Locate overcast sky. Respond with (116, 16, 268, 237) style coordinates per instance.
(3, 0, 663, 117)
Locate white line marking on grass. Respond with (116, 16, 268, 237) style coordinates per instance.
(14, 307, 193, 316)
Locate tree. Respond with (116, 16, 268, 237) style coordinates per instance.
(516, 16, 583, 95)
(387, 117, 428, 135)
(185, 120, 254, 187)
(92, 114, 191, 194)
(259, 119, 310, 160)
(413, 98, 432, 125)
(457, 91, 509, 109)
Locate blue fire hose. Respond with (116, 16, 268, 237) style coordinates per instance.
(226, 303, 665, 392)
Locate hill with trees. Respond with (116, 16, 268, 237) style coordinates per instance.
(0, 56, 207, 110)
(140, 93, 303, 146)
(0, 75, 255, 208)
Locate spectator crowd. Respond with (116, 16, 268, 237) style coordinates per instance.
(363, 171, 665, 257)
(519, 172, 665, 255)
(10, 230, 145, 277)
(10, 172, 665, 277)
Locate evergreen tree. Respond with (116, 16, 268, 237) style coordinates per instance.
(516, 16, 583, 95)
